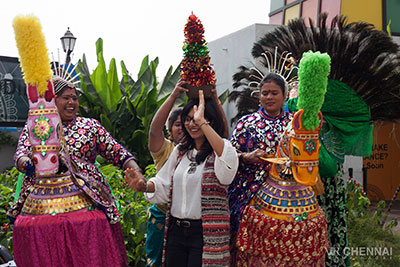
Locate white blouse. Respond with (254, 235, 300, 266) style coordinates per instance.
(145, 139, 238, 220)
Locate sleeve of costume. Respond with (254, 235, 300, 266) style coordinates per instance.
(215, 139, 239, 185)
(230, 116, 250, 153)
(145, 146, 179, 203)
(150, 138, 175, 171)
(92, 119, 134, 168)
(14, 123, 32, 166)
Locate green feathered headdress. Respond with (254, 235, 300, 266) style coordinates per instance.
(297, 51, 331, 130)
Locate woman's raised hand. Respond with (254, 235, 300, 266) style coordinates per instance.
(171, 78, 189, 99)
(193, 90, 206, 125)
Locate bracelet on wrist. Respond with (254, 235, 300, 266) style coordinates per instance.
(198, 121, 210, 128)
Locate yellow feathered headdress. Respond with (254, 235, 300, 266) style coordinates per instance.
(13, 15, 52, 96)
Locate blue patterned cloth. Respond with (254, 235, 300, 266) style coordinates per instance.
(145, 204, 166, 267)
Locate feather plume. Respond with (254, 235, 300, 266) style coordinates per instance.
(231, 13, 400, 122)
(13, 15, 52, 96)
(297, 51, 331, 130)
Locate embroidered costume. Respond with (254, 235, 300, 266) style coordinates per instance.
(11, 117, 133, 223)
(8, 15, 131, 267)
(229, 13, 400, 267)
(231, 51, 331, 266)
(229, 108, 291, 232)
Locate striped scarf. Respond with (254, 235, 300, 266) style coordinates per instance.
(162, 151, 231, 266)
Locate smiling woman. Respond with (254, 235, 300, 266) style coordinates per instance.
(125, 91, 238, 267)
(54, 80, 79, 121)
(229, 72, 293, 238)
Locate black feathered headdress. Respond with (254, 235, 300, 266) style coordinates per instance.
(230, 13, 400, 123)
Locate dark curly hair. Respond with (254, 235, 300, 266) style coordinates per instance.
(179, 98, 225, 164)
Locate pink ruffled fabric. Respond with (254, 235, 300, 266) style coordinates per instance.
(13, 210, 128, 267)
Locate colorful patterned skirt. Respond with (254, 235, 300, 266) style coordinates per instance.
(235, 177, 329, 266)
(13, 173, 128, 267)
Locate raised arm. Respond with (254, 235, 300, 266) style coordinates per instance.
(148, 79, 188, 152)
(194, 90, 225, 156)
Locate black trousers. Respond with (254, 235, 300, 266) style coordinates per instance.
(165, 217, 203, 267)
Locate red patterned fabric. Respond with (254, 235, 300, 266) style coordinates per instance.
(236, 206, 329, 266)
(237, 250, 325, 267)
(13, 210, 128, 267)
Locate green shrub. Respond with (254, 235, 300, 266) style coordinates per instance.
(78, 38, 181, 167)
(0, 168, 18, 253)
(0, 165, 154, 266)
(100, 163, 154, 266)
(347, 179, 400, 266)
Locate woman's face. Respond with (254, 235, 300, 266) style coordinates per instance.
(170, 117, 183, 144)
(184, 108, 205, 145)
(260, 81, 285, 117)
(55, 88, 79, 122)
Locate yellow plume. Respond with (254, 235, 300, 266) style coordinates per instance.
(13, 15, 52, 96)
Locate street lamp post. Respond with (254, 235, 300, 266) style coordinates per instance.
(60, 27, 77, 65)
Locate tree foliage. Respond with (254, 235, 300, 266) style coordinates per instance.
(78, 38, 182, 167)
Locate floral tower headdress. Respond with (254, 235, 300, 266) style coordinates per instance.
(180, 13, 216, 99)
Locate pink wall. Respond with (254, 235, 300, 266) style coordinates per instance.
(320, 0, 341, 26)
(270, 12, 284, 25)
(302, 0, 319, 26)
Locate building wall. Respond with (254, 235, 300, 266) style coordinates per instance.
(208, 24, 278, 134)
(301, 0, 319, 26)
(320, 0, 341, 25)
(341, 0, 383, 29)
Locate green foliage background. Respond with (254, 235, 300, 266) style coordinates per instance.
(347, 179, 400, 266)
(78, 38, 182, 167)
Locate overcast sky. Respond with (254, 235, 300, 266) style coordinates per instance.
(2, 0, 271, 78)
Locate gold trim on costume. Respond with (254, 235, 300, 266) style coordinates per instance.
(292, 133, 319, 140)
(22, 194, 92, 215)
(36, 175, 72, 186)
(28, 108, 58, 116)
(32, 145, 59, 152)
(251, 195, 318, 221)
(22, 174, 92, 215)
(292, 160, 319, 167)
(268, 174, 298, 186)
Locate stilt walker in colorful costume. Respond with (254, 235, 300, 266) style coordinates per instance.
(230, 48, 331, 266)
(229, 13, 400, 267)
(8, 15, 143, 267)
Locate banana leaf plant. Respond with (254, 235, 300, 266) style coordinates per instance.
(78, 38, 181, 167)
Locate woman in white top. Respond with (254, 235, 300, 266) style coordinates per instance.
(125, 90, 238, 267)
